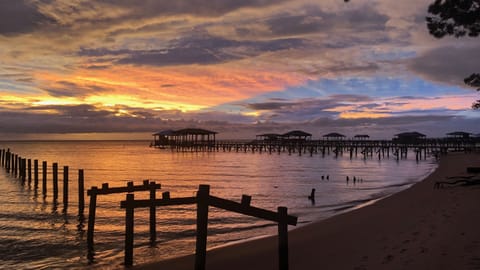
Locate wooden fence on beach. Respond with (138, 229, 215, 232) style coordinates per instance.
(84, 182, 298, 270)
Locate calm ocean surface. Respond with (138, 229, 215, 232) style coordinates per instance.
(0, 141, 437, 269)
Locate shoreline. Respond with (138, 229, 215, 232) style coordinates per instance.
(134, 152, 480, 270)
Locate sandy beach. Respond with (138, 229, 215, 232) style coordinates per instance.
(135, 152, 480, 270)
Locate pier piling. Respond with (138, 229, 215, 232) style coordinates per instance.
(42, 161, 47, 196)
(53, 163, 58, 200)
(78, 169, 85, 215)
(63, 166, 69, 210)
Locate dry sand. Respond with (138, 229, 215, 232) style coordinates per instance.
(135, 152, 480, 270)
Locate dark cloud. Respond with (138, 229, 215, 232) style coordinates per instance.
(43, 81, 109, 97)
(117, 47, 231, 66)
(329, 94, 373, 102)
(103, 0, 288, 18)
(244, 95, 375, 121)
(0, 103, 251, 134)
(0, 102, 475, 139)
(323, 35, 391, 49)
(266, 5, 388, 36)
(0, 1, 55, 35)
(108, 20, 189, 37)
(85, 64, 111, 70)
(409, 45, 480, 87)
(82, 33, 304, 66)
(309, 114, 455, 128)
(246, 101, 295, 110)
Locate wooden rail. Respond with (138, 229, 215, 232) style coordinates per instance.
(120, 184, 298, 270)
(86, 180, 161, 258)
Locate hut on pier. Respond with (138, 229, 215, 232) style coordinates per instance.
(152, 130, 175, 147)
(353, 134, 370, 140)
(393, 132, 426, 144)
(152, 128, 217, 148)
(281, 130, 312, 142)
(323, 132, 346, 141)
(256, 133, 282, 141)
(446, 131, 472, 139)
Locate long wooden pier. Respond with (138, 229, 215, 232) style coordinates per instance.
(154, 138, 479, 160)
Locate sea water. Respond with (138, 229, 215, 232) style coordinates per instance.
(0, 141, 437, 269)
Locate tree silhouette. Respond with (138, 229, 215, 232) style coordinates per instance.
(426, 0, 480, 37)
(464, 73, 480, 109)
(426, 0, 480, 109)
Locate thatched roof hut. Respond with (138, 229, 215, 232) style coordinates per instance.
(256, 133, 282, 140)
(323, 132, 346, 140)
(394, 132, 426, 139)
(152, 128, 217, 147)
(282, 130, 312, 140)
(446, 131, 471, 139)
(393, 132, 426, 143)
(353, 134, 370, 140)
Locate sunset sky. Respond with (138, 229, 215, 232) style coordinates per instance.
(0, 0, 479, 140)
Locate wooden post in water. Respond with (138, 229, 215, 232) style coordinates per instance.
(10, 153, 14, 174)
(21, 158, 26, 183)
(78, 169, 84, 215)
(9, 153, 13, 174)
(14, 154, 18, 177)
(53, 163, 58, 200)
(63, 166, 69, 210)
(17, 156, 21, 179)
(87, 186, 98, 253)
(28, 159, 32, 185)
(34, 160, 39, 189)
(42, 161, 47, 195)
(149, 181, 157, 244)
(241, 195, 251, 205)
(124, 193, 135, 266)
(195, 184, 210, 270)
(278, 206, 289, 270)
(5, 150, 10, 173)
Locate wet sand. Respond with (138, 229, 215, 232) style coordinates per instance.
(135, 152, 480, 270)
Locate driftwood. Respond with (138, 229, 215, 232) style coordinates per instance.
(434, 166, 480, 188)
(434, 176, 480, 188)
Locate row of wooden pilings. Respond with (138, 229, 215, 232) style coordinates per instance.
(0, 148, 85, 215)
(87, 181, 298, 270)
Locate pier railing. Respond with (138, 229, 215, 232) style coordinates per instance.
(120, 184, 298, 270)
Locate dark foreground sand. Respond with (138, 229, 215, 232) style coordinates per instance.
(135, 152, 480, 270)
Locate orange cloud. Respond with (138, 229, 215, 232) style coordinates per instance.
(34, 63, 307, 111)
(339, 111, 390, 119)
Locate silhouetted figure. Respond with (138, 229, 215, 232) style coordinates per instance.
(321, 175, 324, 180)
(346, 176, 349, 184)
(308, 188, 315, 205)
(326, 175, 329, 180)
